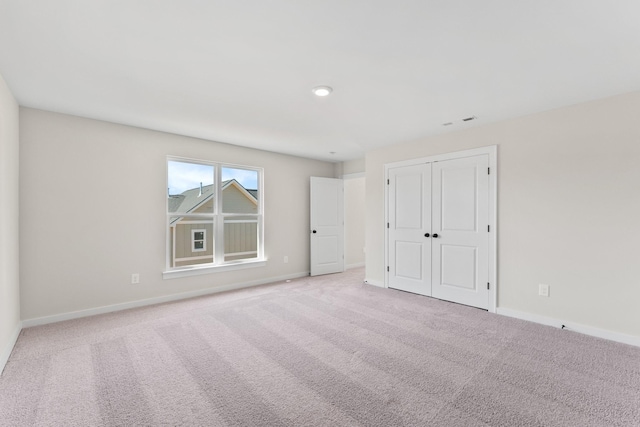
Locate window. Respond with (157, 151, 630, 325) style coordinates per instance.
(191, 229, 206, 252)
(165, 157, 264, 276)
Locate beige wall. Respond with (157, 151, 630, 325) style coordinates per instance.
(342, 158, 365, 175)
(343, 158, 366, 269)
(0, 73, 20, 369)
(366, 91, 640, 338)
(345, 176, 365, 268)
(19, 108, 334, 320)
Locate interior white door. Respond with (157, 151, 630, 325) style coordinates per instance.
(388, 164, 432, 294)
(431, 155, 490, 309)
(310, 177, 344, 276)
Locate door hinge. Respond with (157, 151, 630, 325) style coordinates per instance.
(487, 282, 490, 290)
(387, 266, 390, 272)
(487, 225, 490, 232)
(387, 222, 389, 228)
(387, 179, 390, 185)
(488, 167, 490, 175)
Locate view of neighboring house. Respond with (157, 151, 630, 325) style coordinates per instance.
(168, 179, 258, 267)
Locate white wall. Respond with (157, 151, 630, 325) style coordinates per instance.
(0, 73, 21, 371)
(19, 108, 334, 320)
(344, 176, 365, 268)
(366, 91, 640, 338)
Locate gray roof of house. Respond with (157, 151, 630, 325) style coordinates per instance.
(168, 179, 257, 217)
(168, 184, 214, 215)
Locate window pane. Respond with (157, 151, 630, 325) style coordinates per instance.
(168, 161, 215, 214)
(224, 216, 258, 262)
(169, 216, 214, 267)
(222, 167, 259, 214)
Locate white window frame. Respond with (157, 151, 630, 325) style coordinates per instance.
(191, 229, 206, 252)
(163, 156, 266, 279)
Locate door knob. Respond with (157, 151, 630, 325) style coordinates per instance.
(424, 233, 430, 237)
(312, 230, 317, 234)
(432, 233, 439, 238)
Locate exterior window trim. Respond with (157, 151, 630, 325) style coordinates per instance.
(164, 156, 265, 278)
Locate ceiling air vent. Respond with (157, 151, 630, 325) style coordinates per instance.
(443, 116, 478, 127)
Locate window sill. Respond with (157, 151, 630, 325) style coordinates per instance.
(162, 258, 267, 280)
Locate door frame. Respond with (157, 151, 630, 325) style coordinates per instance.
(384, 145, 498, 313)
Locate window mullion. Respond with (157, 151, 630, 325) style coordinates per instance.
(214, 165, 225, 265)
(258, 214, 264, 260)
(172, 223, 176, 268)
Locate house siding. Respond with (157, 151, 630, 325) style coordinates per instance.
(224, 220, 258, 260)
(169, 184, 259, 266)
(222, 185, 257, 213)
(172, 222, 214, 266)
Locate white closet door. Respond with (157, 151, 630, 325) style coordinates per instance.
(388, 164, 432, 295)
(431, 155, 490, 309)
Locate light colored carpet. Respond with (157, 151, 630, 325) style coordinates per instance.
(1, 268, 639, 426)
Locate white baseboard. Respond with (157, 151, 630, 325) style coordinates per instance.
(346, 262, 365, 270)
(1, 322, 22, 375)
(496, 307, 640, 348)
(22, 271, 310, 328)
(364, 278, 385, 288)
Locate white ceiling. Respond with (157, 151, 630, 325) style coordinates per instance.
(1, 1, 640, 162)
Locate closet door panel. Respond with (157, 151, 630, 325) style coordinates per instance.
(431, 155, 490, 309)
(388, 164, 432, 295)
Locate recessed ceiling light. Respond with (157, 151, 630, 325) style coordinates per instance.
(312, 86, 333, 97)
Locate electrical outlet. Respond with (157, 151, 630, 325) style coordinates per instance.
(131, 273, 140, 284)
(284, 256, 289, 263)
(539, 283, 549, 297)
